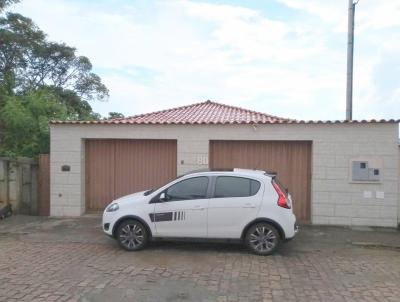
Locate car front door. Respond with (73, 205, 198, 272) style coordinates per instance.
(152, 176, 209, 238)
(207, 176, 264, 238)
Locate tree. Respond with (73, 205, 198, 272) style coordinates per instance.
(0, 89, 69, 157)
(0, 0, 19, 11)
(0, 13, 109, 101)
(0, 86, 103, 157)
(44, 86, 102, 120)
(107, 112, 124, 119)
(0, 3, 109, 158)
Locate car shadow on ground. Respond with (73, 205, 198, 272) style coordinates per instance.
(113, 239, 300, 257)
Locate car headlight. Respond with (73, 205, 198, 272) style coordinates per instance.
(106, 203, 119, 212)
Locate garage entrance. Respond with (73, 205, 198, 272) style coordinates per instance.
(85, 139, 177, 211)
(209, 140, 312, 223)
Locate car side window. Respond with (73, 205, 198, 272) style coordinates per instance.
(214, 176, 261, 198)
(165, 176, 209, 201)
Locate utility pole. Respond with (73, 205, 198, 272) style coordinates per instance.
(346, 0, 358, 121)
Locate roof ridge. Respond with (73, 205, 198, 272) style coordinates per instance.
(205, 100, 294, 121)
(107, 100, 211, 122)
(107, 99, 293, 122)
(50, 100, 400, 125)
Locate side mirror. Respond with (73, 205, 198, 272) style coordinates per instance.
(159, 192, 167, 202)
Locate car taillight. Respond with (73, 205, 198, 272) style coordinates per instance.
(272, 180, 291, 209)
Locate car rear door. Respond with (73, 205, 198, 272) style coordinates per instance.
(152, 176, 209, 238)
(207, 176, 264, 238)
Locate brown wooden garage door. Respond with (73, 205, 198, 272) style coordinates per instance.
(85, 139, 177, 211)
(210, 140, 312, 223)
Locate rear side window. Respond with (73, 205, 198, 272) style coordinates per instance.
(272, 178, 288, 196)
(214, 176, 261, 198)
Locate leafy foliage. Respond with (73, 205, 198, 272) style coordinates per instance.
(0, 3, 112, 158)
(0, 0, 19, 11)
(44, 87, 102, 120)
(107, 112, 125, 119)
(0, 90, 68, 157)
(0, 13, 109, 101)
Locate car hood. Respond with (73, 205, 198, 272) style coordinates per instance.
(114, 190, 149, 205)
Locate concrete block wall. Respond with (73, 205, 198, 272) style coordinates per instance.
(0, 158, 38, 214)
(50, 123, 399, 227)
(311, 131, 399, 227)
(0, 160, 8, 206)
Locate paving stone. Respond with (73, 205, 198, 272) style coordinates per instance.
(0, 217, 399, 301)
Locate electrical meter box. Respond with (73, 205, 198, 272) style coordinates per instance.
(351, 161, 380, 182)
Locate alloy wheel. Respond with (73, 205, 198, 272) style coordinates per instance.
(246, 223, 280, 255)
(117, 220, 147, 251)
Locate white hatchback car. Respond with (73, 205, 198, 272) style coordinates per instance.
(103, 168, 298, 255)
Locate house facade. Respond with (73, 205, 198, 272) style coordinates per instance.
(50, 101, 400, 227)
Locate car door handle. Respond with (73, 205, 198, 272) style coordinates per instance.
(192, 205, 205, 210)
(243, 203, 256, 208)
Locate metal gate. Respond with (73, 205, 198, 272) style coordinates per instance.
(85, 139, 177, 211)
(209, 140, 312, 223)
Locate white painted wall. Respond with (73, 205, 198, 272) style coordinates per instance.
(398, 145, 400, 227)
(50, 123, 399, 227)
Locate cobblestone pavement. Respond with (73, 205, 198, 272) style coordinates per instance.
(0, 216, 399, 302)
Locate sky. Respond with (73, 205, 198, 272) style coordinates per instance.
(11, 0, 400, 121)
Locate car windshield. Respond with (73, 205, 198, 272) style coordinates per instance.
(143, 189, 155, 196)
(143, 174, 184, 196)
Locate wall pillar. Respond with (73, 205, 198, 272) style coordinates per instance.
(177, 139, 209, 175)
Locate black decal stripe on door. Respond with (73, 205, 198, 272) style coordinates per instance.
(149, 212, 173, 222)
(149, 213, 155, 222)
(150, 211, 186, 222)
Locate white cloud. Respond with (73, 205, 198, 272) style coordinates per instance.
(11, 0, 400, 121)
(277, 0, 400, 32)
(276, 0, 347, 30)
(357, 0, 400, 31)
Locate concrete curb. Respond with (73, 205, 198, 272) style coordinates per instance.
(351, 241, 400, 249)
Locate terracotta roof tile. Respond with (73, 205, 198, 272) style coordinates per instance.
(51, 100, 292, 125)
(50, 100, 400, 125)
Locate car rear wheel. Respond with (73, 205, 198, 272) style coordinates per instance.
(245, 222, 280, 255)
(116, 219, 148, 251)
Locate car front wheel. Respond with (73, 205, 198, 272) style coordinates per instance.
(116, 219, 148, 251)
(245, 222, 280, 255)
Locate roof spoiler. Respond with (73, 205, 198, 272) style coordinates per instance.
(264, 171, 277, 177)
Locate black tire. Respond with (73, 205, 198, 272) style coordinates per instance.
(116, 219, 148, 251)
(245, 222, 280, 256)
